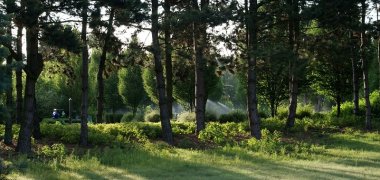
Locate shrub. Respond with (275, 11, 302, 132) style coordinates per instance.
(198, 122, 248, 145)
(177, 112, 195, 122)
(144, 110, 160, 122)
(219, 110, 246, 123)
(276, 104, 314, 119)
(172, 122, 196, 135)
(37, 143, 66, 160)
(261, 117, 285, 132)
(243, 129, 282, 154)
(104, 113, 123, 123)
(205, 111, 218, 122)
(121, 113, 135, 123)
(133, 113, 145, 122)
(296, 104, 314, 119)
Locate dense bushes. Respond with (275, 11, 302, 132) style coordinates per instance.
(40, 122, 165, 145)
(104, 113, 123, 123)
(332, 90, 380, 117)
(144, 110, 160, 122)
(177, 112, 195, 122)
(277, 104, 314, 119)
(198, 122, 248, 145)
(121, 113, 135, 122)
(219, 110, 246, 123)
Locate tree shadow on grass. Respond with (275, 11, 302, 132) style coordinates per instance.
(6, 141, 380, 180)
(320, 135, 380, 152)
(203, 147, 380, 179)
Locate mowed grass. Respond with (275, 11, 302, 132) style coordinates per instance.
(4, 131, 380, 180)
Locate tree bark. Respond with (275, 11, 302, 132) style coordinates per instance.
(96, 8, 115, 123)
(361, 0, 371, 130)
(270, 98, 275, 118)
(4, 25, 13, 145)
(32, 97, 41, 140)
(193, 0, 208, 134)
(80, 1, 89, 146)
(286, 0, 299, 129)
(16, 25, 23, 124)
(377, 3, 380, 90)
(336, 96, 341, 117)
(351, 41, 360, 116)
(247, 0, 261, 139)
(152, 0, 173, 144)
(164, 0, 173, 119)
(17, 24, 43, 154)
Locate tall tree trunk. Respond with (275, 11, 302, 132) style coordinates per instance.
(351, 39, 360, 115)
(361, 0, 371, 130)
(377, 3, 380, 90)
(336, 96, 341, 117)
(270, 97, 275, 118)
(286, 0, 299, 129)
(164, 0, 173, 119)
(152, 0, 173, 144)
(193, 0, 207, 134)
(247, 0, 261, 139)
(80, 1, 89, 146)
(96, 8, 115, 123)
(32, 97, 41, 139)
(17, 24, 43, 154)
(4, 26, 13, 145)
(16, 25, 23, 124)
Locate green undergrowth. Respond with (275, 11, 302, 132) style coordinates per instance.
(3, 130, 380, 179)
(1, 114, 380, 179)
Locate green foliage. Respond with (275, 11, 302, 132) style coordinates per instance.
(276, 104, 314, 119)
(118, 66, 146, 113)
(243, 129, 282, 154)
(331, 90, 380, 117)
(40, 24, 82, 53)
(177, 112, 195, 122)
(171, 122, 196, 135)
(104, 113, 123, 123)
(219, 110, 246, 123)
(142, 68, 158, 104)
(144, 110, 160, 122)
(40, 122, 165, 145)
(37, 143, 66, 160)
(121, 113, 135, 122)
(104, 70, 125, 113)
(198, 122, 247, 146)
(296, 104, 314, 119)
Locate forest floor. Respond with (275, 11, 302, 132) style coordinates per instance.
(2, 129, 380, 180)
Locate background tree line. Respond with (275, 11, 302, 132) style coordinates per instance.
(0, 0, 380, 153)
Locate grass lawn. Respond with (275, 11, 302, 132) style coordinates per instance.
(3, 130, 380, 180)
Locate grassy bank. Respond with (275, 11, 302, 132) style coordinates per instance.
(2, 125, 380, 179)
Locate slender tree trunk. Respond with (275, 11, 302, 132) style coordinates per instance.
(4, 25, 13, 145)
(17, 24, 43, 153)
(336, 96, 341, 117)
(286, 0, 299, 129)
(4, 44, 12, 145)
(16, 25, 23, 124)
(152, 0, 173, 144)
(80, 1, 89, 146)
(192, 0, 207, 134)
(377, 3, 380, 90)
(32, 97, 41, 139)
(361, 0, 371, 130)
(247, 0, 261, 139)
(270, 98, 275, 118)
(351, 41, 360, 115)
(164, 0, 173, 119)
(96, 8, 115, 123)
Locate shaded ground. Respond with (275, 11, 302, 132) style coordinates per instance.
(1, 131, 380, 180)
